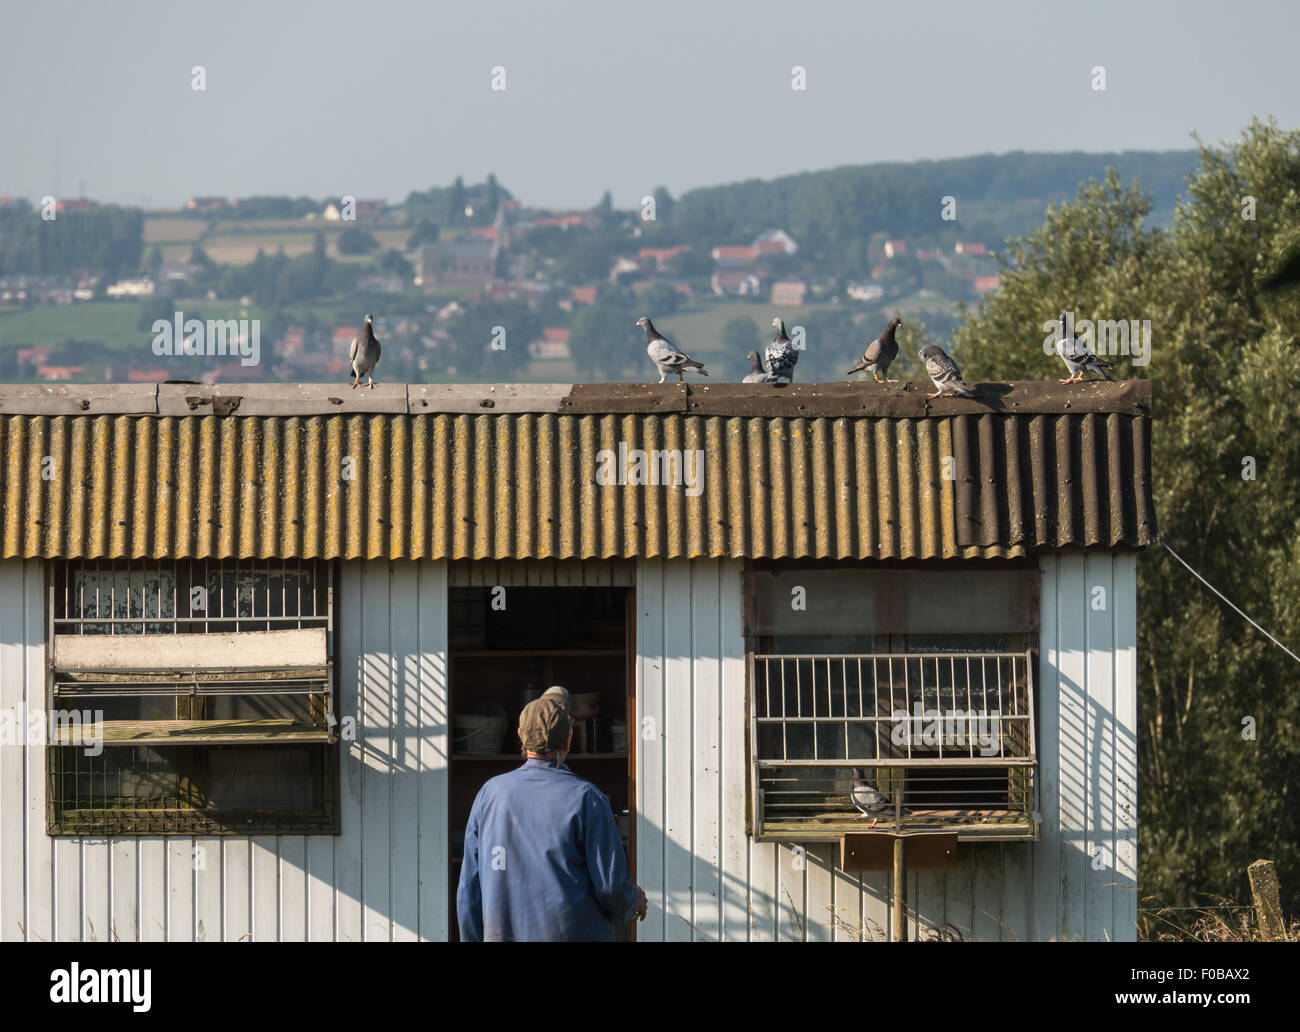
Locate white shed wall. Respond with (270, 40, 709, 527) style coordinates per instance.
(632, 553, 1138, 941)
(0, 559, 450, 942)
(2, 552, 1136, 942)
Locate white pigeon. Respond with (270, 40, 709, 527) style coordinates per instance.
(638, 316, 708, 383)
(918, 344, 975, 398)
(349, 314, 381, 389)
(851, 768, 891, 826)
(1055, 313, 1114, 383)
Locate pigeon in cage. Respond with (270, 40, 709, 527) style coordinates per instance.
(851, 769, 891, 826)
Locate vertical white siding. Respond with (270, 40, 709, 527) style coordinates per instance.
(635, 553, 1139, 942)
(3, 551, 1138, 943)
(0, 558, 450, 942)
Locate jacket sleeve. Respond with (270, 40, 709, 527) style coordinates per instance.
(582, 789, 638, 923)
(456, 801, 484, 942)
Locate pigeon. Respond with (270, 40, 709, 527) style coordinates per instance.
(637, 316, 708, 384)
(349, 314, 381, 389)
(1055, 313, 1113, 383)
(919, 344, 976, 398)
(851, 769, 893, 826)
(766, 317, 798, 382)
(847, 316, 902, 382)
(742, 350, 777, 383)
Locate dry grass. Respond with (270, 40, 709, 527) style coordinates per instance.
(1139, 896, 1298, 942)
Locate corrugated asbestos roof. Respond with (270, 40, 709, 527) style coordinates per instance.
(0, 382, 1155, 561)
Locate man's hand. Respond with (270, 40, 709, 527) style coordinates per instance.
(633, 886, 647, 921)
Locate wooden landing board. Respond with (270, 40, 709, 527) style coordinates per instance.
(50, 718, 330, 746)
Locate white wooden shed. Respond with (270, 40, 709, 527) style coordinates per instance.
(0, 381, 1153, 941)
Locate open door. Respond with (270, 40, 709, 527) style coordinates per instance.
(447, 585, 635, 941)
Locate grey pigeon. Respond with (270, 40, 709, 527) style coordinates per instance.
(349, 314, 381, 389)
(919, 344, 975, 399)
(1055, 313, 1113, 383)
(766, 317, 798, 382)
(742, 349, 777, 383)
(851, 768, 894, 826)
(847, 316, 901, 382)
(638, 316, 708, 384)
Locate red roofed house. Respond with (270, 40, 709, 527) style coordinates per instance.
(974, 275, 1001, 294)
(186, 197, 227, 212)
(54, 199, 95, 215)
(771, 281, 808, 306)
(16, 346, 53, 372)
(955, 242, 987, 256)
(884, 240, 907, 259)
(127, 369, 171, 383)
(571, 286, 598, 305)
(530, 327, 571, 360)
(711, 245, 759, 266)
(637, 246, 687, 270)
(333, 327, 360, 353)
(36, 365, 85, 381)
(710, 271, 762, 297)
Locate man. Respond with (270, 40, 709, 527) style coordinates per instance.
(457, 685, 647, 941)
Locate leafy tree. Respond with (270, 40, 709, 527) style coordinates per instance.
(444, 299, 538, 380)
(955, 120, 1300, 919)
(721, 317, 761, 356)
(406, 218, 440, 250)
(378, 248, 413, 280)
(336, 226, 378, 255)
(635, 282, 680, 317)
(569, 294, 640, 379)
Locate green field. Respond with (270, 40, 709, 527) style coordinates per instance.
(0, 301, 144, 350)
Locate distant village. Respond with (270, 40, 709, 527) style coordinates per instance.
(0, 189, 1001, 384)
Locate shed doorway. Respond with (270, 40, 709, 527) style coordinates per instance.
(446, 578, 635, 941)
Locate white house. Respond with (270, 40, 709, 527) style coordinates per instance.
(0, 380, 1152, 942)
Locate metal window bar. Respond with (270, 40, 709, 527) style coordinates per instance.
(749, 652, 1037, 840)
(49, 559, 334, 748)
(52, 559, 329, 634)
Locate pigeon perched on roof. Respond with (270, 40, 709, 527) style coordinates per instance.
(349, 314, 381, 389)
(742, 350, 777, 383)
(919, 344, 976, 398)
(850, 769, 897, 826)
(638, 316, 708, 384)
(766, 317, 798, 382)
(847, 316, 901, 382)
(1055, 314, 1113, 383)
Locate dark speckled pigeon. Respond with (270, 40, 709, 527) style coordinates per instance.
(919, 344, 975, 398)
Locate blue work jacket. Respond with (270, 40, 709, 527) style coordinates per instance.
(456, 757, 637, 941)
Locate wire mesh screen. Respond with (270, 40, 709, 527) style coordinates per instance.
(750, 652, 1037, 839)
(48, 744, 337, 835)
(53, 558, 329, 634)
(47, 560, 338, 835)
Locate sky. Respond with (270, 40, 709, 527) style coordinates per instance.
(1, 0, 1298, 210)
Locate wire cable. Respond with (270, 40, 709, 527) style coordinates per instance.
(1160, 540, 1300, 666)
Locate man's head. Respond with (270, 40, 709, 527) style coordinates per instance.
(519, 686, 573, 759)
